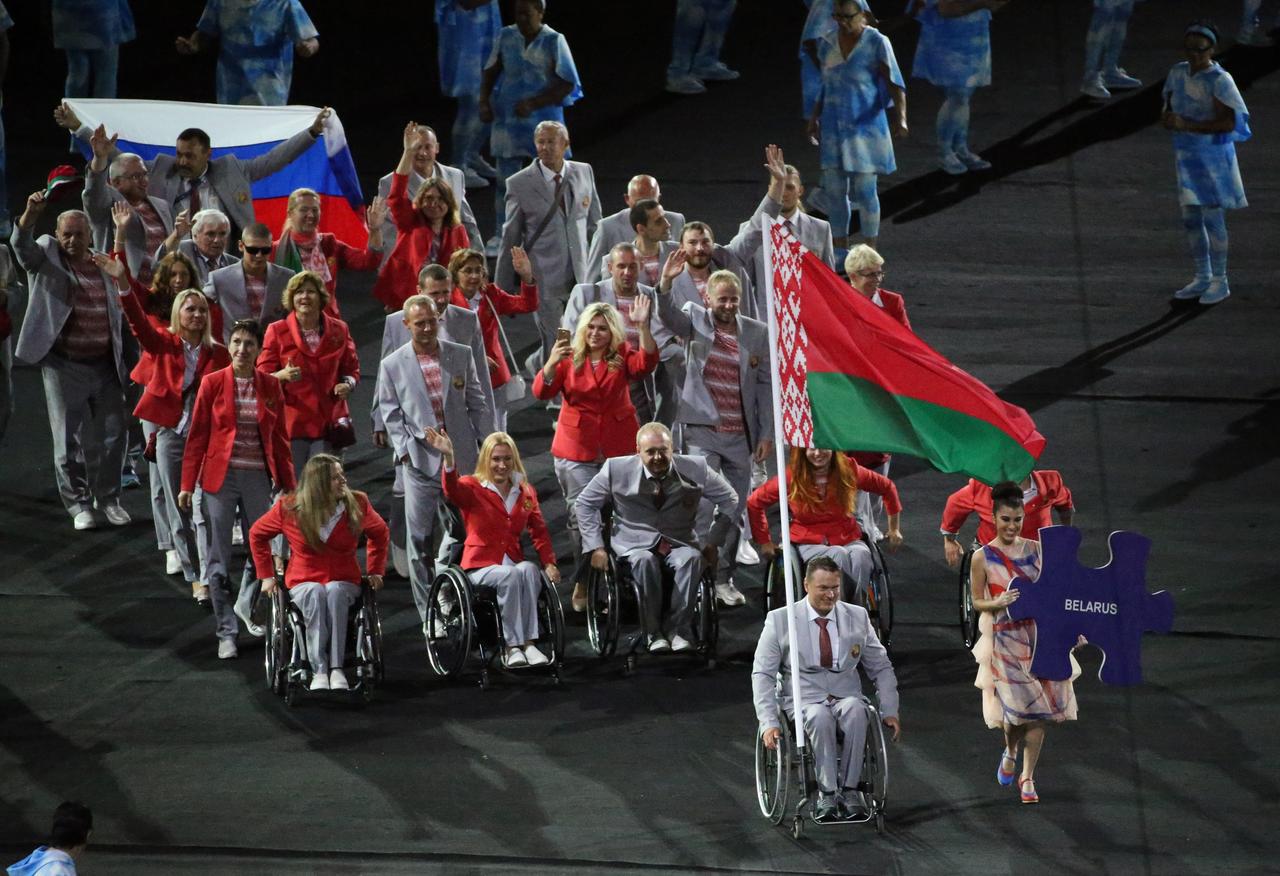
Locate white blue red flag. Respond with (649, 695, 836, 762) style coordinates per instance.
(64, 98, 367, 245)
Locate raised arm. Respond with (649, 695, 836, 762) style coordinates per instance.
(241, 108, 329, 182)
(655, 250, 694, 339)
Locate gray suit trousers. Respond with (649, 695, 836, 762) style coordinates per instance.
(683, 425, 751, 584)
(553, 457, 602, 584)
(142, 419, 173, 551)
(41, 353, 126, 513)
(203, 466, 274, 641)
(627, 544, 702, 639)
(402, 463, 444, 624)
(155, 426, 202, 583)
(289, 581, 361, 675)
(801, 696, 869, 795)
(470, 562, 542, 646)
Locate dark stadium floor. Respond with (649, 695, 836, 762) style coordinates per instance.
(2, 2, 1278, 873)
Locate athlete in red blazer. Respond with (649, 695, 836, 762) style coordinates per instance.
(249, 490, 389, 589)
(258, 311, 360, 440)
(443, 465, 556, 571)
(181, 366, 296, 496)
(272, 231, 383, 319)
(119, 277, 230, 428)
(940, 470, 1075, 567)
(748, 463, 903, 548)
(372, 172, 472, 310)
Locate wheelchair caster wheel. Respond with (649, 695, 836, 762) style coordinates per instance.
(624, 654, 637, 676)
(284, 684, 300, 708)
(479, 670, 490, 690)
(706, 657, 717, 670)
(790, 816, 803, 839)
(875, 812, 885, 834)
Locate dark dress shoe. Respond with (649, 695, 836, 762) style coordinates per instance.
(813, 796, 840, 822)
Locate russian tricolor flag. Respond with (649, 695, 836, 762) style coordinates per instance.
(65, 98, 368, 246)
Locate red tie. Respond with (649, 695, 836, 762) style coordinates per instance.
(815, 617, 833, 668)
(188, 179, 202, 215)
(553, 173, 566, 215)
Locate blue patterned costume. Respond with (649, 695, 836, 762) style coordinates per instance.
(668, 0, 737, 79)
(437, 1, 500, 169)
(910, 0, 993, 169)
(485, 23, 582, 227)
(816, 26, 903, 244)
(1083, 0, 1138, 84)
(800, 0, 836, 118)
(52, 0, 135, 101)
(196, 0, 319, 106)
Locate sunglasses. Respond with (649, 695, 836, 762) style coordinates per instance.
(242, 245, 271, 255)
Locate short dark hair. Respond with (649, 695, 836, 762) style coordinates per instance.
(629, 198, 660, 234)
(241, 222, 272, 242)
(49, 801, 92, 848)
(177, 128, 211, 150)
(990, 480, 1024, 513)
(804, 555, 841, 580)
(230, 318, 264, 345)
(682, 220, 714, 244)
(418, 263, 451, 286)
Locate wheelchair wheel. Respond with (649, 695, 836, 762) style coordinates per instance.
(536, 574, 567, 670)
(764, 548, 802, 615)
(754, 720, 792, 825)
(585, 561, 620, 659)
(432, 501, 465, 568)
(265, 587, 291, 696)
(861, 700, 890, 825)
(862, 537, 894, 649)
(959, 547, 979, 649)
(425, 567, 474, 678)
(355, 584, 384, 690)
(693, 571, 719, 661)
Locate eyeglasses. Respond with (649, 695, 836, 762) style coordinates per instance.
(855, 269, 885, 280)
(117, 172, 148, 182)
(242, 245, 271, 255)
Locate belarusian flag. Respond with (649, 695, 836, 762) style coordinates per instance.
(765, 221, 1045, 484)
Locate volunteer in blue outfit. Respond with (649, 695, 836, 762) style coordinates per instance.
(908, 0, 1006, 176)
(177, 0, 320, 106)
(807, 0, 906, 257)
(436, 0, 502, 190)
(1080, 0, 1143, 100)
(6, 801, 92, 876)
(1163, 22, 1250, 307)
(52, 0, 135, 102)
(665, 0, 739, 95)
(799, 0, 834, 118)
(479, 0, 582, 249)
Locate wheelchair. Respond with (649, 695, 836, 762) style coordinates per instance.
(754, 695, 889, 839)
(264, 577, 385, 707)
(764, 533, 894, 649)
(957, 540, 980, 649)
(584, 546, 718, 674)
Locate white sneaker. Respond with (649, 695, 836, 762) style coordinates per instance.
(98, 502, 131, 526)
(692, 62, 739, 82)
(309, 672, 330, 691)
(165, 549, 182, 576)
(939, 152, 968, 175)
(503, 647, 528, 668)
(736, 539, 759, 565)
(665, 74, 707, 95)
(1173, 276, 1211, 300)
(523, 644, 550, 666)
(484, 236, 501, 258)
(1237, 25, 1275, 47)
(956, 148, 992, 171)
(391, 543, 409, 578)
(670, 634, 693, 653)
(1103, 68, 1142, 90)
(73, 510, 97, 531)
(231, 522, 244, 545)
(648, 637, 671, 653)
(1198, 278, 1231, 305)
(329, 668, 350, 690)
(217, 639, 238, 660)
(716, 581, 747, 606)
(235, 601, 265, 637)
(1080, 74, 1111, 100)
(468, 154, 498, 178)
(463, 167, 490, 189)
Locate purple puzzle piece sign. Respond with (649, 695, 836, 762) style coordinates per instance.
(1005, 526, 1174, 686)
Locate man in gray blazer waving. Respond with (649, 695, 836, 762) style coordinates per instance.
(377, 295, 492, 632)
(753, 556, 901, 821)
(576, 423, 738, 653)
(494, 120, 600, 364)
(82, 125, 174, 282)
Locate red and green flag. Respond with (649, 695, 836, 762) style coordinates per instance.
(766, 223, 1044, 485)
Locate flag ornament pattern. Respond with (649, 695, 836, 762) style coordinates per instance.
(767, 221, 1046, 485)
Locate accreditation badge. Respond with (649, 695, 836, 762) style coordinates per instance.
(849, 644, 861, 660)
(452, 376, 465, 389)
(749, 354, 760, 368)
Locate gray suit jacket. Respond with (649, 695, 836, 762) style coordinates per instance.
(82, 166, 174, 278)
(495, 159, 601, 294)
(735, 210, 835, 309)
(656, 292, 773, 449)
(376, 166, 483, 263)
(586, 207, 687, 281)
(202, 262, 293, 341)
(10, 226, 128, 384)
(370, 304, 492, 433)
(576, 454, 738, 557)
(164, 240, 239, 288)
(561, 278, 676, 353)
(76, 124, 318, 235)
(752, 600, 899, 730)
(376, 338, 493, 477)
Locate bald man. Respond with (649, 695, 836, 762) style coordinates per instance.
(586, 175, 685, 281)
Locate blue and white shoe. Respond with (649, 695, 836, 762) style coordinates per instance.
(1103, 68, 1142, 90)
(1198, 278, 1231, 305)
(1173, 276, 1211, 300)
(939, 152, 969, 175)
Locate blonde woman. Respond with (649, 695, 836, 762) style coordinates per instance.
(249, 454, 389, 691)
(97, 253, 230, 601)
(426, 428, 559, 667)
(533, 300, 658, 610)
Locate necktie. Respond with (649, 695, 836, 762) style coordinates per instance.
(553, 172, 566, 215)
(816, 617, 833, 669)
(187, 179, 202, 215)
(784, 218, 794, 235)
(651, 476, 665, 510)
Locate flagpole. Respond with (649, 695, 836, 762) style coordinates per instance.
(762, 219, 807, 753)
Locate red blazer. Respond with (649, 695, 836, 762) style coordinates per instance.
(748, 464, 902, 546)
(119, 281, 230, 428)
(532, 342, 659, 462)
(940, 470, 1074, 544)
(372, 173, 472, 309)
(443, 467, 556, 570)
(181, 366, 296, 495)
(452, 282, 538, 388)
(257, 312, 360, 440)
(249, 490, 389, 587)
(127, 308, 170, 386)
(272, 232, 381, 318)
(875, 288, 911, 330)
